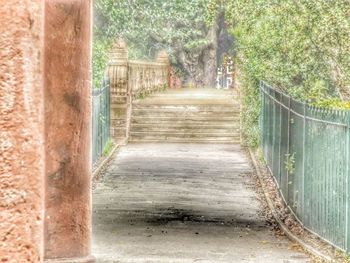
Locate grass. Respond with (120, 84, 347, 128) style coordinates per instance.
(103, 138, 114, 156)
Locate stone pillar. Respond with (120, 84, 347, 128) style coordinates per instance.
(156, 50, 171, 87)
(107, 39, 130, 144)
(156, 50, 170, 64)
(0, 1, 45, 262)
(44, 1, 94, 262)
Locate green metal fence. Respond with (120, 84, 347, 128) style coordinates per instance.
(260, 81, 350, 252)
(92, 78, 110, 164)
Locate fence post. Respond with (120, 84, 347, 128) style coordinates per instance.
(302, 102, 306, 222)
(272, 89, 275, 174)
(260, 81, 265, 156)
(346, 112, 350, 252)
(278, 92, 282, 184)
(286, 96, 291, 202)
(107, 39, 129, 144)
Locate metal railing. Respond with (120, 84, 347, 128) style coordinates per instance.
(260, 81, 350, 252)
(92, 78, 110, 164)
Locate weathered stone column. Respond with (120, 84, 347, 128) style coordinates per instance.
(156, 50, 170, 64)
(0, 1, 45, 262)
(44, 1, 94, 262)
(107, 40, 130, 144)
(156, 50, 171, 88)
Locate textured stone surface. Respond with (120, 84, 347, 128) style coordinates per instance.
(93, 143, 311, 262)
(130, 88, 240, 143)
(0, 1, 44, 262)
(44, 0, 93, 260)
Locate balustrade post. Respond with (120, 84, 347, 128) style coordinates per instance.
(107, 39, 130, 144)
(156, 50, 171, 88)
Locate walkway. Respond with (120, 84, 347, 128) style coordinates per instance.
(92, 143, 311, 262)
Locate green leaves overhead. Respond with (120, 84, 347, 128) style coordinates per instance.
(221, 0, 350, 148)
(226, 0, 350, 101)
(94, 0, 215, 56)
(93, 0, 221, 87)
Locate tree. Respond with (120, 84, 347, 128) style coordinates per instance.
(223, 0, 350, 148)
(94, 0, 233, 88)
(226, 0, 350, 100)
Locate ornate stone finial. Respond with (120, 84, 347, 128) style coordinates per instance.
(109, 38, 128, 65)
(156, 50, 169, 64)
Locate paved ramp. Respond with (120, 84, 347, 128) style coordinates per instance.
(93, 143, 311, 262)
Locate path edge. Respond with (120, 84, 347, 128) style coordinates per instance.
(92, 145, 119, 183)
(248, 148, 336, 263)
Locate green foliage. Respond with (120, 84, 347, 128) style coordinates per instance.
(285, 153, 296, 175)
(93, 37, 112, 89)
(93, 0, 220, 86)
(240, 71, 261, 148)
(312, 98, 350, 110)
(103, 138, 114, 156)
(226, 0, 350, 97)
(336, 250, 350, 263)
(229, 0, 350, 95)
(223, 0, 350, 146)
(93, 1, 350, 145)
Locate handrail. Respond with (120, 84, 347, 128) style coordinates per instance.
(260, 81, 350, 253)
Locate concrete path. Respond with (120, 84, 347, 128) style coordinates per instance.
(93, 143, 311, 263)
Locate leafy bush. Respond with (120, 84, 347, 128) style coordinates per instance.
(224, 0, 350, 147)
(93, 0, 222, 88)
(92, 37, 112, 89)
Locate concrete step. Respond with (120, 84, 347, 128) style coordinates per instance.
(129, 139, 241, 144)
(132, 104, 240, 111)
(131, 123, 240, 130)
(129, 136, 240, 143)
(130, 127, 240, 134)
(130, 131, 240, 139)
(129, 88, 241, 144)
(132, 111, 239, 118)
(131, 116, 240, 123)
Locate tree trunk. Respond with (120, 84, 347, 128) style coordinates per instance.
(172, 10, 225, 88)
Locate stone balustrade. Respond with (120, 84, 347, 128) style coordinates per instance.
(107, 39, 170, 144)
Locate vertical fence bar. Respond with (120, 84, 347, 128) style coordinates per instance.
(271, 89, 275, 174)
(107, 79, 111, 141)
(347, 112, 350, 252)
(302, 102, 306, 222)
(259, 82, 350, 252)
(92, 78, 111, 165)
(286, 96, 291, 201)
(260, 81, 265, 158)
(99, 88, 102, 157)
(278, 92, 282, 185)
(264, 82, 267, 159)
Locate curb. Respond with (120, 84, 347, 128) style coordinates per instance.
(92, 144, 119, 181)
(44, 256, 95, 263)
(248, 149, 335, 263)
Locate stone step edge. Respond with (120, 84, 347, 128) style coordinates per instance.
(130, 127, 240, 131)
(132, 110, 240, 114)
(129, 139, 241, 143)
(132, 105, 240, 109)
(130, 123, 239, 127)
(131, 116, 240, 120)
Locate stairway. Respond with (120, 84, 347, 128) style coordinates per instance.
(129, 88, 240, 143)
